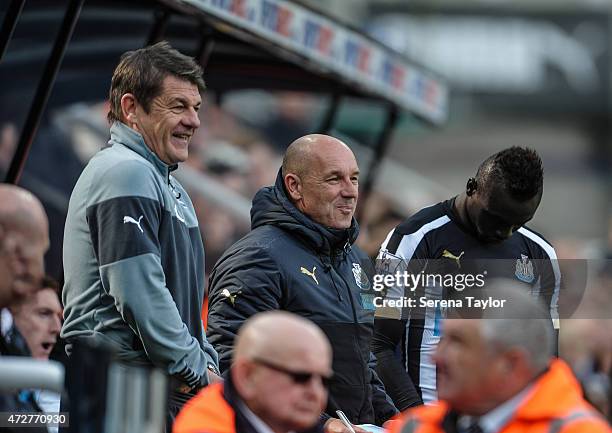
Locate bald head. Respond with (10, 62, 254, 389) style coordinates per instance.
(282, 134, 359, 229)
(235, 310, 331, 365)
(232, 311, 332, 433)
(0, 185, 48, 232)
(0, 185, 49, 308)
(282, 134, 353, 179)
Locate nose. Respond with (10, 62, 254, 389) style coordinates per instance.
(50, 314, 62, 334)
(341, 178, 358, 199)
(183, 107, 200, 129)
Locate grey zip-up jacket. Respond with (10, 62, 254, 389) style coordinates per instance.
(62, 121, 218, 388)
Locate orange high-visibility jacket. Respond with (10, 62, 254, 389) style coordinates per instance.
(173, 383, 236, 433)
(390, 359, 610, 433)
(173, 380, 324, 433)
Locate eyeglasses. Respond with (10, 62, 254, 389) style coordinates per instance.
(253, 358, 333, 388)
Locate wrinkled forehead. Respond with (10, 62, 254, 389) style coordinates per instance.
(159, 75, 202, 103)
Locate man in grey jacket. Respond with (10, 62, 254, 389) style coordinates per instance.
(61, 42, 219, 427)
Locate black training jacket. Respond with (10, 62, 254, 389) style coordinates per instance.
(207, 171, 397, 425)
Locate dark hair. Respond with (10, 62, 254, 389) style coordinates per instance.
(107, 41, 205, 124)
(477, 146, 543, 201)
(42, 275, 60, 293)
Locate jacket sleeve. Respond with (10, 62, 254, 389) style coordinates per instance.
(368, 351, 400, 425)
(371, 317, 423, 410)
(207, 245, 283, 372)
(87, 161, 217, 389)
(373, 227, 428, 410)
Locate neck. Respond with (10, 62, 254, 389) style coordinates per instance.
(258, 416, 289, 433)
(453, 193, 472, 229)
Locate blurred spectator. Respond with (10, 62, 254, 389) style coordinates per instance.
(246, 140, 282, 197)
(355, 195, 405, 260)
(9, 276, 63, 432)
(0, 185, 50, 432)
(174, 311, 331, 433)
(10, 276, 62, 360)
(389, 284, 611, 433)
(261, 92, 316, 153)
(0, 185, 49, 308)
(201, 140, 250, 195)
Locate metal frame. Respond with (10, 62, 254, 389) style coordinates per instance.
(5, 0, 85, 184)
(2, 0, 445, 216)
(356, 104, 399, 220)
(0, 0, 25, 63)
(318, 93, 341, 134)
(196, 25, 215, 70)
(146, 7, 170, 46)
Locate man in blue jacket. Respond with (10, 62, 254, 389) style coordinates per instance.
(207, 134, 398, 433)
(61, 42, 219, 429)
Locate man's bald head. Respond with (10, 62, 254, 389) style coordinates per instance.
(0, 185, 48, 232)
(232, 311, 332, 433)
(281, 134, 359, 229)
(234, 310, 331, 364)
(0, 185, 49, 308)
(281, 134, 352, 179)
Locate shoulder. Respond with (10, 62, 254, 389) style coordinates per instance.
(86, 156, 162, 203)
(394, 202, 451, 237)
(173, 383, 235, 433)
(212, 227, 285, 273)
(516, 226, 558, 260)
(389, 403, 447, 433)
(381, 202, 451, 256)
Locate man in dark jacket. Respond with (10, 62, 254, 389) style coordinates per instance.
(207, 134, 398, 433)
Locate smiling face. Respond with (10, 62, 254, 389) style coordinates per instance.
(123, 75, 201, 165)
(467, 184, 542, 243)
(12, 288, 62, 359)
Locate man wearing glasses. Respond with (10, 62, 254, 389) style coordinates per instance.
(174, 311, 332, 433)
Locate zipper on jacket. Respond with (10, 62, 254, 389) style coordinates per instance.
(322, 256, 343, 301)
(333, 259, 370, 395)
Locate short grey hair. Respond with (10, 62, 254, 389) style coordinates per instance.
(479, 280, 554, 371)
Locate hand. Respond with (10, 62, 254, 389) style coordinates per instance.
(383, 419, 399, 430)
(207, 370, 223, 385)
(324, 418, 369, 433)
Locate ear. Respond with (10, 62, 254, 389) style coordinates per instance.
(501, 348, 530, 376)
(466, 177, 478, 196)
(120, 93, 138, 126)
(231, 361, 257, 400)
(284, 173, 302, 202)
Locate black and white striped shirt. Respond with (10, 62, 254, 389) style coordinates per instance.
(372, 198, 560, 407)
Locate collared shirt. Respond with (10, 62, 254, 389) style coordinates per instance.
(1, 308, 13, 337)
(459, 384, 535, 433)
(237, 397, 277, 433)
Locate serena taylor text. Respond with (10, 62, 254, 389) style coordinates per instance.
(374, 296, 507, 309)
